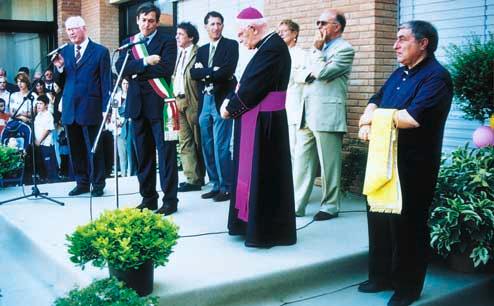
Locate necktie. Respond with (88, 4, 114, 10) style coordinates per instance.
(208, 45, 215, 67)
(75, 45, 82, 62)
(181, 50, 187, 69)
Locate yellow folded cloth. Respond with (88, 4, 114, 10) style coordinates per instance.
(362, 108, 402, 214)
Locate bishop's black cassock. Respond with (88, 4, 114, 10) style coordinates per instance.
(226, 32, 297, 248)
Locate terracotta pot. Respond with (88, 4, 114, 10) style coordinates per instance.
(109, 259, 154, 296)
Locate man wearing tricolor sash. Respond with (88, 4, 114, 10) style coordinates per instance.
(220, 7, 296, 248)
(116, 2, 179, 215)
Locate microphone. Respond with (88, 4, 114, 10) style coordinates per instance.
(116, 38, 147, 51)
(47, 43, 68, 57)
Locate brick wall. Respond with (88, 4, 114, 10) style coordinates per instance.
(82, 0, 119, 51)
(57, 0, 81, 45)
(58, 0, 118, 51)
(264, 0, 398, 140)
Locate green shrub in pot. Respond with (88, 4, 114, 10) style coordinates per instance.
(429, 145, 494, 268)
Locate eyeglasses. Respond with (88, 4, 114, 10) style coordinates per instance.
(0, 81, 6, 84)
(316, 20, 338, 27)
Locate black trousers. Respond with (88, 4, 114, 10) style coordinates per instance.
(66, 123, 105, 189)
(132, 117, 178, 207)
(366, 151, 437, 297)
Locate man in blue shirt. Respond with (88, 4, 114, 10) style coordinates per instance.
(358, 20, 452, 306)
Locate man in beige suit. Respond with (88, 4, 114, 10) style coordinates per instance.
(293, 9, 355, 220)
(173, 22, 205, 192)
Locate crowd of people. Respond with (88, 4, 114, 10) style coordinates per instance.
(0, 2, 454, 305)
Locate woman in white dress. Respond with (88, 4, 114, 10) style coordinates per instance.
(278, 19, 306, 163)
(9, 72, 37, 122)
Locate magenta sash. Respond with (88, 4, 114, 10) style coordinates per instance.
(235, 91, 287, 222)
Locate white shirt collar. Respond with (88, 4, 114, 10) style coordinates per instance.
(75, 38, 90, 57)
(144, 30, 158, 45)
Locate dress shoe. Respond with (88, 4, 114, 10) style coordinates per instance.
(156, 204, 177, 216)
(136, 201, 158, 211)
(358, 280, 393, 293)
(213, 191, 230, 202)
(201, 190, 220, 199)
(387, 292, 420, 306)
(91, 188, 104, 197)
(178, 183, 201, 192)
(68, 186, 90, 196)
(313, 211, 338, 221)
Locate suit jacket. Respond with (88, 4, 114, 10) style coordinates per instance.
(172, 44, 200, 112)
(189, 36, 238, 112)
(296, 37, 355, 132)
(116, 30, 177, 120)
(55, 40, 111, 126)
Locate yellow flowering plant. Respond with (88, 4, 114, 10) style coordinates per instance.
(67, 208, 179, 271)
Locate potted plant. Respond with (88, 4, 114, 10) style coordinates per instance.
(0, 145, 24, 186)
(429, 145, 494, 272)
(66, 208, 179, 296)
(446, 34, 494, 123)
(54, 277, 159, 306)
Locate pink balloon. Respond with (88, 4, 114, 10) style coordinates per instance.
(473, 126, 494, 148)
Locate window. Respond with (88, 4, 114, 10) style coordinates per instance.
(0, 0, 56, 82)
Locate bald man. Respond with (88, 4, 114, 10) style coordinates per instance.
(292, 9, 355, 221)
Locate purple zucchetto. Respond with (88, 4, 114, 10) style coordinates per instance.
(236, 7, 266, 26)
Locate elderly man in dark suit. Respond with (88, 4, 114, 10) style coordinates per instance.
(52, 16, 111, 197)
(190, 11, 239, 202)
(116, 2, 178, 215)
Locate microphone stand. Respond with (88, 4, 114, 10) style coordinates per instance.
(91, 48, 132, 209)
(0, 62, 64, 206)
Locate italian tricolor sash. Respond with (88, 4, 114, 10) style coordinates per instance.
(131, 34, 179, 141)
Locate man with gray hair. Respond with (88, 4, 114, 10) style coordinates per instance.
(221, 7, 296, 248)
(0, 76, 11, 111)
(292, 9, 355, 221)
(0, 68, 18, 93)
(52, 16, 111, 197)
(358, 20, 452, 306)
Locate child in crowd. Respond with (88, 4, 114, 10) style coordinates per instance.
(57, 128, 71, 180)
(34, 95, 58, 182)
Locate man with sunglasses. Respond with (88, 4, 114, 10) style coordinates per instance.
(292, 9, 354, 221)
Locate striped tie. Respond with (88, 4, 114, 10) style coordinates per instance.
(75, 45, 82, 62)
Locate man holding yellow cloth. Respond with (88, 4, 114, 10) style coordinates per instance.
(358, 21, 452, 306)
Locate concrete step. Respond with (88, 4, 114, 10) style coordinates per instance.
(281, 262, 494, 306)
(1, 178, 492, 306)
(0, 216, 73, 306)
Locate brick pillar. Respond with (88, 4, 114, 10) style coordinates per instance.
(57, 0, 81, 45)
(81, 0, 119, 51)
(58, 0, 119, 51)
(264, 0, 398, 140)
